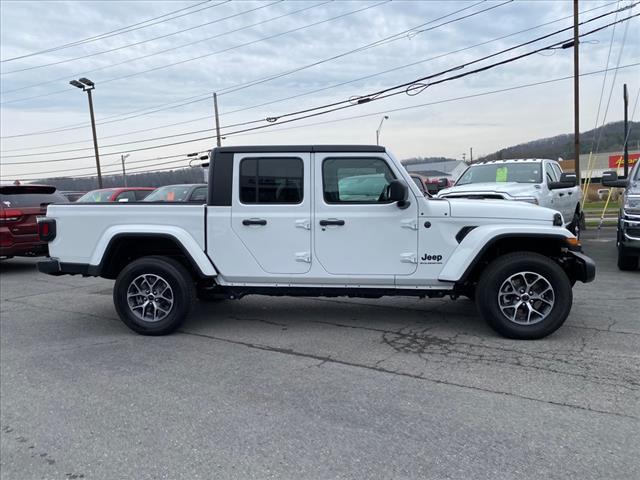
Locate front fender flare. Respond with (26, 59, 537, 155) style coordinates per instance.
(438, 225, 573, 283)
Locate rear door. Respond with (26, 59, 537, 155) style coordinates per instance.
(313, 153, 419, 276)
(231, 153, 311, 274)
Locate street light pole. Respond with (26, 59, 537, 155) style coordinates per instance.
(376, 115, 389, 146)
(121, 154, 130, 187)
(70, 77, 102, 188)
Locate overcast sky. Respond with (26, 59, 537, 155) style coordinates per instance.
(0, 0, 638, 181)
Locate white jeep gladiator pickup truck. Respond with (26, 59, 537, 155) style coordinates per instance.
(437, 159, 584, 235)
(37, 145, 595, 339)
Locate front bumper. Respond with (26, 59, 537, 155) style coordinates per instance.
(565, 251, 596, 283)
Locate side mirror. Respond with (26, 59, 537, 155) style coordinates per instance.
(548, 173, 577, 190)
(437, 178, 449, 188)
(388, 180, 410, 209)
(559, 172, 577, 186)
(601, 170, 628, 188)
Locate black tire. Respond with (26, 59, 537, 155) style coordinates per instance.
(568, 208, 585, 238)
(114, 256, 195, 335)
(617, 247, 639, 271)
(475, 252, 572, 340)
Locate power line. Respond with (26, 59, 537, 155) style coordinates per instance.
(3, 62, 637, 181)
(2, 9, 636, 167)
(0, 0, 618, 154)
(0, 0, 227, 63)
(0, 0, 391, 106)
(0, 0, 508, 137)
(1, 0, 292, 82)
(2, 3, 637, 150)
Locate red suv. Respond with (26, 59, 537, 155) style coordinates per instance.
(77, 187, 155, 202)
(1, 185, 68, 259)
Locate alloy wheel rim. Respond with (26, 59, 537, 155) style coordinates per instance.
(498, 271, 555, 325)
(126, 274, 174, 322)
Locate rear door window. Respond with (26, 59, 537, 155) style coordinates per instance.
(239, 158, 303, 204)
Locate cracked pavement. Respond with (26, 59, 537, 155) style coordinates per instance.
(1, 227, 638, 479)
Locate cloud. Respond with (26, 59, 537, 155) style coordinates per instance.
(1, 0, 638, 179)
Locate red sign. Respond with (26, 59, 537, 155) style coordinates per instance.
(608, 153, 640, 168)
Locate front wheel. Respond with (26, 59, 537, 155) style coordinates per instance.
(114, 256, 195, 335)
(475, 252, 572, 339)
(568, 208, 585, 238)
(617, 247, 639, 271)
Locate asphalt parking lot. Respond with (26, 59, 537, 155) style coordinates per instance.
(1, 227, 638, 480)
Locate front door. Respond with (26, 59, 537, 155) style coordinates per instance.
(314, 154, 419, 276)
(231, 153, 311, 274)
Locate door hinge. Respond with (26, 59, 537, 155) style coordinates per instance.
(401, 219, 418, 230)
(295, 252, 311, 263)
(400, 253, 417, 264)
(295, 219, 311, 230)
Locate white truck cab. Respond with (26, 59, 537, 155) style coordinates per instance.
(437, 159, 584, 235)
(37, 145, 595, 339)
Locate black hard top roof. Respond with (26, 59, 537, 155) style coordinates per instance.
(214, 145, 385, 154)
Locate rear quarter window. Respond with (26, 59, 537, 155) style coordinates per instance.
(0, 192, 68, 208)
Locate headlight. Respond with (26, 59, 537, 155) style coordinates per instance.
(514, 196, 539, 205)
(624, 194, 640, 213)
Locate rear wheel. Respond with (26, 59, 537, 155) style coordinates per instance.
(475, 252, 572, 339)
(114, 256, 195, 335)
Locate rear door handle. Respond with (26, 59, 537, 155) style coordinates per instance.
(558, 193, 565, 196)
(319, 219, 345, 226)
(567, 191, 573, 195)
(242, 218, 267, 226)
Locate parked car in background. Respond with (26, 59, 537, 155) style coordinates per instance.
(143, 184, 207, 203)
(602, 161, 640, 270)
(60, 191, 86, 202)
(409, 174, 429, 196)
(437, 159, 584, 235)
(1, 184, 68, 259)
(77, 187, 155, 203)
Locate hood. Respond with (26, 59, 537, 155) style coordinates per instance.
(446, 197, 558, 223)
(438, 182, 539, 198)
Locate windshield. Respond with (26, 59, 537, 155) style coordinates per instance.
(77, 190, 115, 202)
(456, 162, 542, 185)
(144, 185, 192, 202)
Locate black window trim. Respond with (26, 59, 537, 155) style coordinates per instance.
(322, 156, 397, 205)
(238, 156, 305, 205)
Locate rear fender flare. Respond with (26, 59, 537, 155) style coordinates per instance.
(90, 225, 217, 277)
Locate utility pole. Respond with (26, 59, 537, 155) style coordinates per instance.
(213, 92, 222, 147)
(470, 147, 473, 163)
(573, 0, 581, 185)
(121, 154, 130, 187)
(70, 77, 102, 188)
(623, 83, 629, 178)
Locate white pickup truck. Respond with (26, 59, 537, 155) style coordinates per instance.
(37, 145, 595, 339)
(437, 159, 584, 235)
